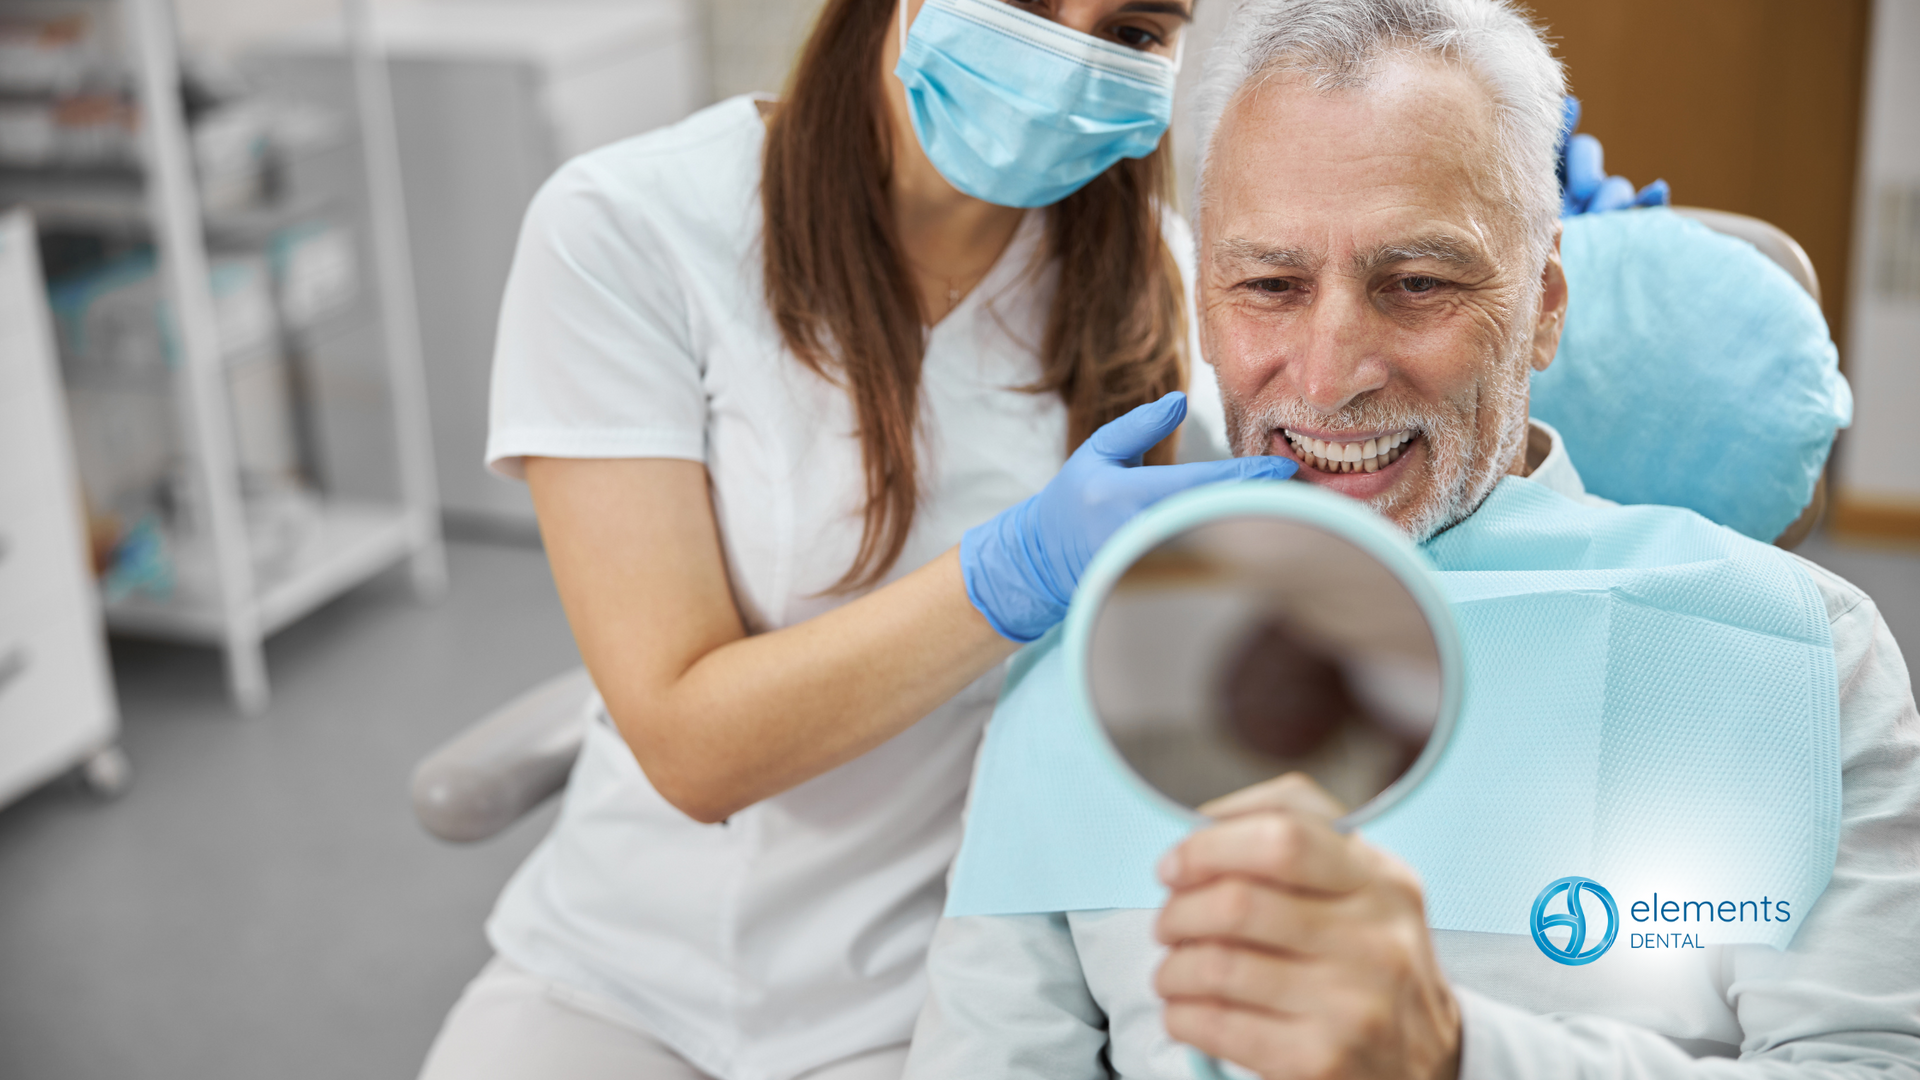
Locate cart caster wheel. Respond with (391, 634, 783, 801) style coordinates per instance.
(80, 746, 132, 799)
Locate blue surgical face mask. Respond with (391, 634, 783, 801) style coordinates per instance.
(893, 0, 1180, 209)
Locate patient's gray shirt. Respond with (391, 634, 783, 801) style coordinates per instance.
(904, 424, 1920, 1079)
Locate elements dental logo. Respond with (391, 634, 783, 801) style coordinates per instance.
(1529, 876, 1619, 966)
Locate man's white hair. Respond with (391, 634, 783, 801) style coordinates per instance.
(1193, 0, 1567, 264)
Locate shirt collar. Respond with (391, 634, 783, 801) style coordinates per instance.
(1524, 417, 1591, 502)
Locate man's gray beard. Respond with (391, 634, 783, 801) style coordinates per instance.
(1224, 351, 1533, 543)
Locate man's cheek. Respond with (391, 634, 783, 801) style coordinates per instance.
(1406, 295, 1518, 367)
(1377, 330, 1480, 406)
(1207, 316, 1293, 400)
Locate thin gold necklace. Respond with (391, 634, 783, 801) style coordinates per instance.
(904, 252, 995, 317)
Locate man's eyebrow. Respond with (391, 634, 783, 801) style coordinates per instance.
(1215, 237, 1318, 270)
(1115, 2, 1195, 23)
(1356, 235, 1487, 274)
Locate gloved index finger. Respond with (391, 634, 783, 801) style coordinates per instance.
(1086, 392, 1189, 462)
(1564, 133, 1606, 202)
(1557, 94, 1582, 150)
(1125, 455, 1298, 504)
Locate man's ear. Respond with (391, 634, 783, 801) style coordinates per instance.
(1531, 227, 1568, 373)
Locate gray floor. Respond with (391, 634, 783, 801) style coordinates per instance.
(0, 541, 577, 1080)
(0, 530, 1914, 1080)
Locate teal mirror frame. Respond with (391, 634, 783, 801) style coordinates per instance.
(1060, 479, 1466, 832)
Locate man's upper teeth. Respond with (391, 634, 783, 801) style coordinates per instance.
(1283, 429, 1412, 473)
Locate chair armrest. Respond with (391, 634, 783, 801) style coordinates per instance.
(411, 666, 595, 843)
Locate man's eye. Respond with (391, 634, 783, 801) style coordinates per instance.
(1251, 278, 1293, 294)
(1114, 24, 1164, 48)
(1401, 276, 1442, 293)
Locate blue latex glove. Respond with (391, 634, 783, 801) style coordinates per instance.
(1558, 96, 1669, 216)
(961, 392, 1298, 642)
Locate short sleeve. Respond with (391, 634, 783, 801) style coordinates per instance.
(486, 158, 707, 480)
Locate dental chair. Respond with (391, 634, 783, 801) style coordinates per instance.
(411, 206, 1837, 845)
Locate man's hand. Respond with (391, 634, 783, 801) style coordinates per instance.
(1153, 774, 1462, 1080)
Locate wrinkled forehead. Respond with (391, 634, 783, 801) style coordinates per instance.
(1200, 54, 1521, 265)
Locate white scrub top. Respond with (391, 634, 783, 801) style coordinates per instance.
(482, 95, 1213, 1080)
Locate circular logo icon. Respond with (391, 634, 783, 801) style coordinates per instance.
(1529, 876, 1618, 966)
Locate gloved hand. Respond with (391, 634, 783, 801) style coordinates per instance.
(961, 392, 1298, 642)
(1558, 96, 1669, 216)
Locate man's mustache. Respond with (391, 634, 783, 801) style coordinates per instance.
(1227, 394, 1457, 457)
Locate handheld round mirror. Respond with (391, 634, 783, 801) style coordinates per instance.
(1067, 482, 1462, 829)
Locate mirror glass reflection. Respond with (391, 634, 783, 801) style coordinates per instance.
(1086, 516, 1444, 814)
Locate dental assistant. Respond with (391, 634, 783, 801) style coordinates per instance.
(415, 2, 1296, 1078)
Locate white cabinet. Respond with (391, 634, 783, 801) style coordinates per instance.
(0, 207, 124, 809)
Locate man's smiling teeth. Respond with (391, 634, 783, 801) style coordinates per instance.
(1283, 429, 1413, 474)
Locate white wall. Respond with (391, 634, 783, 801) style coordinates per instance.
(175, 0, 824, 101)
(1839, 0, 1920, 508)
(174, 0, 370, 57)
(1170, 0, 1229, 213)
(706, 0, 825, 99)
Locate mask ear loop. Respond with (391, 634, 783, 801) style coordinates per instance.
(899, 0, 909, 57)
(1170, 27, 1185, 73)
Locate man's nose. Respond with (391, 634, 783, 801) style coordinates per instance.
(1290, 285, 1388, 414)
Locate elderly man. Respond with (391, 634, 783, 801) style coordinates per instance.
(901, 0, 1920, 1078)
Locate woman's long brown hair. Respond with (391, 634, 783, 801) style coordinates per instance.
(763, 0, 1188, 591)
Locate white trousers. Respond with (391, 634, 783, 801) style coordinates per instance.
(418, 956, 910, 1080)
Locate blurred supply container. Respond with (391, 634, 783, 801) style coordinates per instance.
(0, 9, 138, 169)
(251, 0, 709, 534)
(52, 93, 138, 165)
(0, 94, 138, 167)
(269, 220, 357, 331)
(0, 11, 110, 95)
(46, 250, 314, 603)
(191, 101, 270, 212)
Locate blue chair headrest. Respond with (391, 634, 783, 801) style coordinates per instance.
(1532, 208, 1852, 542)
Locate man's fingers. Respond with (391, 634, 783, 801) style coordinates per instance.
(1159, 810, 1367, 894)
(1197, 771, 1346, 821)
(1163, 1001, 1332, 1080)
(1155, 873, 1336, 953)
(1157, 942, 1350, 1020)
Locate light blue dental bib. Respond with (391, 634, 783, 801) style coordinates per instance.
(946, 479, 1840, 949)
